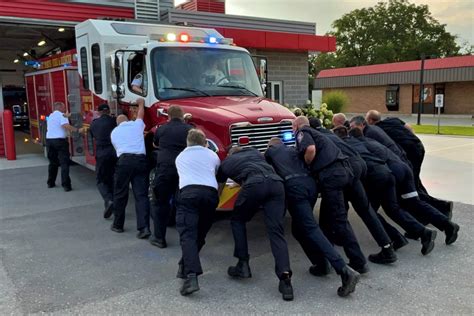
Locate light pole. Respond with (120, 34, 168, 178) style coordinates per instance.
(417, 53, 425, 125)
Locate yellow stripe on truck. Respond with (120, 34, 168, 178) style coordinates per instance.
(218, 185, 240, 211)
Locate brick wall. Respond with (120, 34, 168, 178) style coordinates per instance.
(444, 81, 474, 114)
(323, 86, 411, 114)
(257, 50, 309, 105)
(322, 82, 474, 115)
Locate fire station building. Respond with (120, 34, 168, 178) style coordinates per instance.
(314, 55, 474, 115)
(0, 0, 335, 110)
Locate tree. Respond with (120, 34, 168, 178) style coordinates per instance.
(310, 0, 461, 75)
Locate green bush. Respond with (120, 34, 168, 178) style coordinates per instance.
(285, 101, 334, 129)
(322, 90, 348, 114)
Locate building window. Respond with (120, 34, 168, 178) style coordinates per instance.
(80, 47, 89, 90)
(386, 85, 399, 111)
(268, 81, 283, 104)
(91, 44, 102, 94)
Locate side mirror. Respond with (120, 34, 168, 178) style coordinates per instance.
(67, 94, 76, 104)
(259, 59, 267, 84)
(111, 83, 125, 99)
(157, 108, 168, 117)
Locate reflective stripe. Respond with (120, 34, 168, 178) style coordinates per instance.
(401, 191, 419, 199)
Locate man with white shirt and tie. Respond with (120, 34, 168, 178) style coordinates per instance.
(174, 128, 220, 296)
(110, 98, 151, 239)
(46, 101, 81, 192)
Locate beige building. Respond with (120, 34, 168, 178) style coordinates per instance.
(314, 55, 474, 115)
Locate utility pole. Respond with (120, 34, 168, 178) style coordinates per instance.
(417, 53, 425, 125)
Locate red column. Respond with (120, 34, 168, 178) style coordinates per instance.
(2, 110, 16, 160)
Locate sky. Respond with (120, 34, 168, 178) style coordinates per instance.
(175, 0, 473, 47)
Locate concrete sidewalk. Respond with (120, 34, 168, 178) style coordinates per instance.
(0, 135, 473, 315)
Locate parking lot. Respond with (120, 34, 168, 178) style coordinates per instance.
(0, 133, 473, 315)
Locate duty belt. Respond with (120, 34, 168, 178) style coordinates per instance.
(284, 173, 309, 181)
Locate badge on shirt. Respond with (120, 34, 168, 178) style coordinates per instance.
(296, 131, 304, 144)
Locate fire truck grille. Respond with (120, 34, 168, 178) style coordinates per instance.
(230, 121, 295, 152)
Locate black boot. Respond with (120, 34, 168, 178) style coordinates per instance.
(150, 236, 167, 248)
(180, 273, 199, 296)
(309, 260, 331, 276)
(103, 200, 114, 219)
(176, 263, 185, 279)
(278, 272, 294, 301)
(136, 228, 151, 239)
(444, 221, 460, 245)
(338, 266, 360, 297)
(348, 262, 369, 274)
(368, 245, 397, 264)
(420, 229, 437, 255)
(228, 259, 252, 278)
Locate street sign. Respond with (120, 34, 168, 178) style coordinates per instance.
(435, 94, 444, 108)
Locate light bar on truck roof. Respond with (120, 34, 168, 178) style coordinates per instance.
(150, 33, 233, 45)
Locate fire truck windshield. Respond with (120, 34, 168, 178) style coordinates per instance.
(151, 47, 264, 100)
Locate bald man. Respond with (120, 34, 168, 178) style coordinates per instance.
(110, 98, 151, 238)
(332, 113, 349, 128)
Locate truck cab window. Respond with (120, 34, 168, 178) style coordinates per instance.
(151, 47, 263, 101)
(91, 44, 102, 94)
(129, 53, 147, 96)
(80, 47, 89, 90)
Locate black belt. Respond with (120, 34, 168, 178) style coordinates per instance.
(284, 173, 309, 181)
(120, 153, 146, 158)
(180, 184, 217, 193)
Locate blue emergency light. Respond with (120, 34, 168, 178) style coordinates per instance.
(282, 131, 294, 142)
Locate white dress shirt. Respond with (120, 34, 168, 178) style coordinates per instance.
(111, 119, 146, 157)
(46, 110, 69, 139)
(175, 145, 221, 190)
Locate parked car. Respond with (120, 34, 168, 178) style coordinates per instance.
(12, 105, 29, 128)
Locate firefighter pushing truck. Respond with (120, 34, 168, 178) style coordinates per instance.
(25, 19, 296, 208)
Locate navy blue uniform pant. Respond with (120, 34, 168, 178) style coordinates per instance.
(231, 177, 291, 279)
(390, 161, 450, 231)
(152, 162, 178, 240)
(46, 138, 71, 188)
(286, 177, 346, 274)
(113, 154, 150, 231)
(95, 146, 117, 204)
(176, 185, 218, 276)
(365, 164, 425, 240)
(345, 160, 391, 247)
(317, 161, 366, 269)
(404, 142, 451, 217)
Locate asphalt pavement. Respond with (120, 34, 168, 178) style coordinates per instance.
(0, 134, 473, 315)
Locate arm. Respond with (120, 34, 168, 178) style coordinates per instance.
(136, 98, 145, 120)
(132, 85, 143, 94)
(62, 123, 79, 133)
(304, 145, 316, 165)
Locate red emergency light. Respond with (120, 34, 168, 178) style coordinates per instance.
(238, 136, 250, 146)
(40, 115, 46, 120)
(179, 33, 190, 42)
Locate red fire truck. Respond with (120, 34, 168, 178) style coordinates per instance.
(26, 19, 296, 208)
